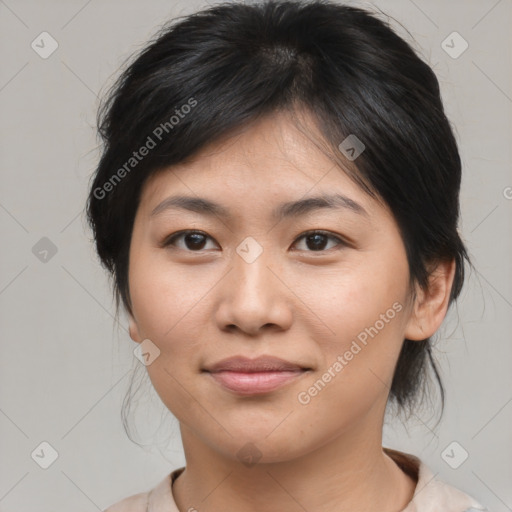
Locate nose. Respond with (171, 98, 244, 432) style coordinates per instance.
(214, 244, 293, 336)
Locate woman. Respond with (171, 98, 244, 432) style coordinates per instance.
(87, 0, 489, 510)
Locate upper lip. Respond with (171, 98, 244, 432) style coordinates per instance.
(204, 356, 310, 373)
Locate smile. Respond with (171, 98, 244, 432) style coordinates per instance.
(205, 369, 309, 395)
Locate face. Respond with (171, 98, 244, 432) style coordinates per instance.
(127, 110, 422, 464)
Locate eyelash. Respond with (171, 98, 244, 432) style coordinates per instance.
(160, 229, 347, 253)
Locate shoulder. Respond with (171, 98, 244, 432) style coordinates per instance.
(411, 463, 489, 511)
(103, 490, 149, 512)
(103, 469, 180, 512)
(385, 448, 489, 512)
(413, 463, 488, 511)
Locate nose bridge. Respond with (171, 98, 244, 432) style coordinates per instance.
(215, 235, 292, 334)
(232, 235, 276, 304)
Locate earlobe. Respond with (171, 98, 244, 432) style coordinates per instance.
(404, 259, 456, 341)
(128, 314, 142, 343)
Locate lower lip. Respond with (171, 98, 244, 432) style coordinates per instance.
(207, 370, 307, 395)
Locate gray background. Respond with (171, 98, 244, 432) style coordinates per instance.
(0, 0, 511, 510)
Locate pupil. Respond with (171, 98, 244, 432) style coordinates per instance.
(307, 234, 327, 251)
(186, 233, 206, 250)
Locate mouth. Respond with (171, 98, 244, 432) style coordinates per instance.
(202, 356, 312, 395)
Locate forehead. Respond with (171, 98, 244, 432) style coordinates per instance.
(138, 110, 385, 221)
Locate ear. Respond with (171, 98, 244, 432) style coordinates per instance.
(404, 259, 456, 341)
(128, 313, 143, 343)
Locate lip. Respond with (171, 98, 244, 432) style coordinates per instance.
(204, 355, 309, 373)
(203, 356, 311, 395)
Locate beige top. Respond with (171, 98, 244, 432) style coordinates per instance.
(103, 449, 488, 512)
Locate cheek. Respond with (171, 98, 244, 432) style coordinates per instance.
(128, 254, 215, 422)
(295, 261, 408, 407)
(294, 313, 406, 443)
(129, 247, 213, 345)
(297, 260, 406, 345)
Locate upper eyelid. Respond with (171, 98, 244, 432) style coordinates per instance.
(163, 229, 346, 249)
(295, 230, 345, 244)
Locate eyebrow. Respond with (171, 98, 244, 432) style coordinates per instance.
(150, 193, 368, 220)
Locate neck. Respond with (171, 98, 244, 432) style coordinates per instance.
(172, 420, 416, 512)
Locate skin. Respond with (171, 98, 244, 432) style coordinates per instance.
(127, 109, 456, 512)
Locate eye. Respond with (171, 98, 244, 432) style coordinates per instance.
(161, 229, 346, 253)
(161, 230, 218, 251)
(292, 230, 346, 252)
